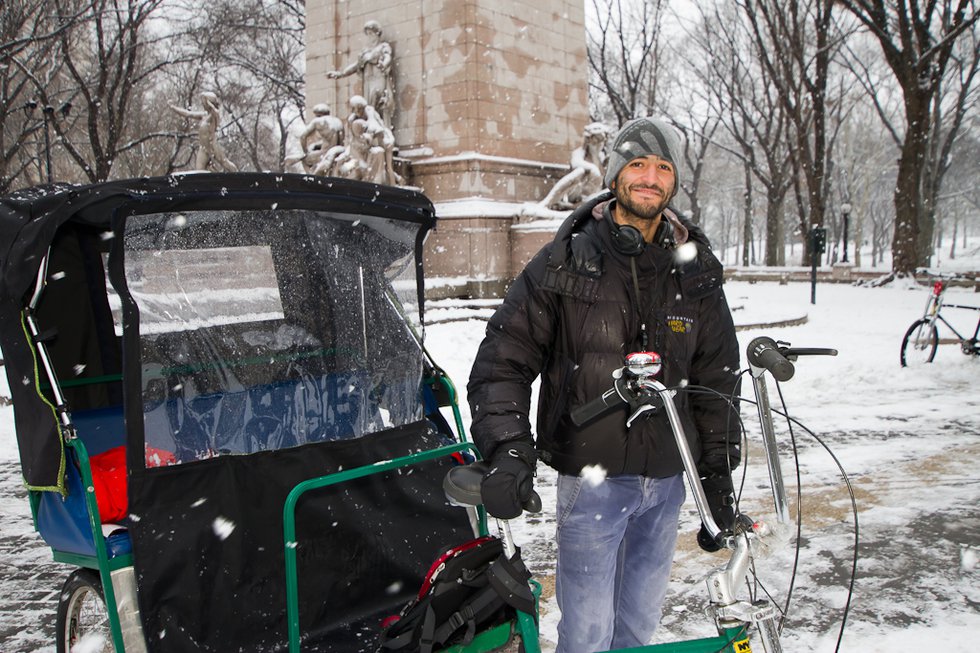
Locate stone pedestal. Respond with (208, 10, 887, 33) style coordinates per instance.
(832, 262, 855, 281)
(306, 0, 589, 297)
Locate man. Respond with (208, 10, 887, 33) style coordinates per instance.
(467, 117, 742, 653)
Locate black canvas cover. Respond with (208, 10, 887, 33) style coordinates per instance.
(0, 174, 436, 491)
(130, 423, 473, 653)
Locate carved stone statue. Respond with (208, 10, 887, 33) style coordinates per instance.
(284, 103, 346, 175)
(335, 95, 402, 186)
(327, 20, 395, 129)
(539, 122, 610, 210)
(170, 92, 239, 172)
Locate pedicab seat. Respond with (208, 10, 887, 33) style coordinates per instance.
(35, 366, 389, 563)
(35, 405, 133, 560)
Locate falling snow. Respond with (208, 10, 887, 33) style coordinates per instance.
(212, 516, 236, 540)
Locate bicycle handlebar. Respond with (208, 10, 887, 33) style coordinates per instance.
(444, 461, 543, 513)
(782, 347, 839, 359)
(747, 337, 839, 382)
(570, 377, 630, 426)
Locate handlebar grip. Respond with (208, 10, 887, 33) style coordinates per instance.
(570, 385, 624, 426)
(746, 336, 795, 382)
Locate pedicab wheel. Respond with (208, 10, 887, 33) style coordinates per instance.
(900, 318, 938, 367)
(57, 568, 114, 653)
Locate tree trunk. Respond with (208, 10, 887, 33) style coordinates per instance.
(764, 188, 783, 266)
(742, 164, 753, 267)
(891, 110, 931, 276)
(950, 213, 958, 260)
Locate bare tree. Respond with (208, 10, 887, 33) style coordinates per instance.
(171, 0, 305, 173)
(837, 0, 980, 275)
(1, 0, 91, 191)
(10, 0, 181, 183)
(736, 0, 845, 266)
(921, 27, 980, 265)
(938, 130, 980, 260)
(671, 109, 721, 227)
(683, 3, 795, 265)
(4, 0, 304, 187)
(586, 0, 668, 125)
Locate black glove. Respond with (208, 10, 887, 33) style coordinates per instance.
(696, 474, 736, 553)
(480, 442, 536, 519)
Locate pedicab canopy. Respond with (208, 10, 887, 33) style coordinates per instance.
(1, 174, 475, 651)
(0, 173, 435, 491)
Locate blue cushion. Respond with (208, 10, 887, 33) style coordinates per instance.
(70, 405, 126, 456)
(35, 448, 131, 559)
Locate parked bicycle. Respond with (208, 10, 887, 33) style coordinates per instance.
(900, 276, 980, 367)
(446, 337, 849, 653)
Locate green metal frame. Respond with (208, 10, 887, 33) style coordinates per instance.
(613, 626, 751, 652)
(29, 437, 133, 653)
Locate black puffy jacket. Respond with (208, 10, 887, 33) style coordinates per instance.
(467, 193, 741, 478)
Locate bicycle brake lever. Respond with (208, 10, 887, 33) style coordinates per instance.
(624, 383, 672, 429)
(626, 402, 657, 429)
(779, 347, 839, 361)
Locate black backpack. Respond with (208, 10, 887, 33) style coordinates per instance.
(378, 536, 535, 653)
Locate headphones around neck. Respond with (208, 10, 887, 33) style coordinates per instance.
(609, 221, 645, 256)
(608, 218, 674, 256)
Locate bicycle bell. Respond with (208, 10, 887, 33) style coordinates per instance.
(625, 351, 662, 378)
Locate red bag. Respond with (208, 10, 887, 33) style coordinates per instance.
(88, 445, 176, 523)
(89, 446, 128, 523)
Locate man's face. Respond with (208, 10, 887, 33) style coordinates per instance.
(612, 154, 676, 220)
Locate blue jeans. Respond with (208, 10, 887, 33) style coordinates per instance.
(555, 473, 686, 653)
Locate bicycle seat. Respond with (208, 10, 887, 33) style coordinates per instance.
(443, 461, 544, 513)
(443, 461, 488, 507)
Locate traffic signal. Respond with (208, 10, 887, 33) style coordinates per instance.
(809, 227, 827, 255)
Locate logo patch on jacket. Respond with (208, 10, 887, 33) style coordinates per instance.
(666, 315, 694, 334)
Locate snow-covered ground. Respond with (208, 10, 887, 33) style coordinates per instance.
(2, 263, 979, 651)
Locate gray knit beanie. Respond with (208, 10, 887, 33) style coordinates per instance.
(603, 117, 682, 191)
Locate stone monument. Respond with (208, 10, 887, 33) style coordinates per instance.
(538, 122, 610, 210)
(326, 20, 395, 129)
(307, 2, 589, 296)
(170, 92, 239, 173)
(284, 103, 345, 175)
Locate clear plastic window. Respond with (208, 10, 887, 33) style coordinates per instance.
(124, 209, 424, 466)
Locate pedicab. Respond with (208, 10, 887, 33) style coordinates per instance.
(0, 173, 536, 653)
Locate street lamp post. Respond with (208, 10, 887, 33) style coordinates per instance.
(841, 202, 852, 264)
(41, 105, 55, 183)
(26, 101, 71, 184)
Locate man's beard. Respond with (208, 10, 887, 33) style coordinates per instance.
(615, 183, 672, 220)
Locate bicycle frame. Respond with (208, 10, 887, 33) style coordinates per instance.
(637, 378, 784, 653)
(922, 281, 980, 346)
(24, 251, 147, 653)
